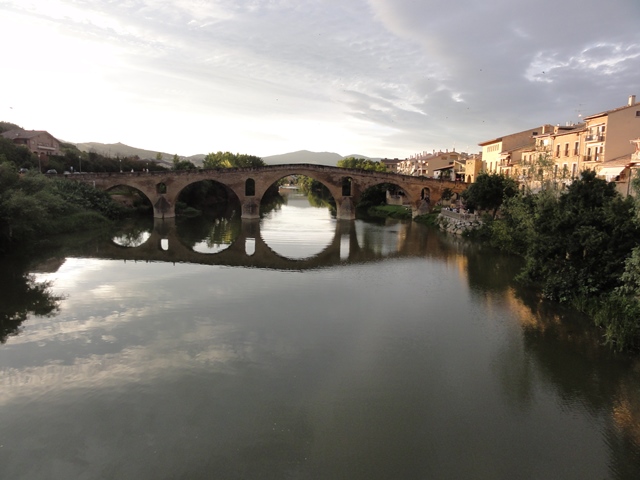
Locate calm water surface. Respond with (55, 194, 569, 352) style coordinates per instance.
(1, 194, 639, 479)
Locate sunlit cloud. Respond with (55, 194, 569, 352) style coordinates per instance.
(0, 0, 638, 157)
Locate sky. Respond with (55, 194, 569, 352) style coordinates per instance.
(1, 0, 639, 159)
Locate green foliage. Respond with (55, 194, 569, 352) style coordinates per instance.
(0, 161, 124, 251)
(487, 194, 536, 253)
(203, 151, 265, 169)
(337, 156, 387, 172)
(357, 183, 391, 210)
(0, 121, 21, 134)
(520, 171, 639, 302)
(462, 172, 518, 218)
(368, 205, 411, 219)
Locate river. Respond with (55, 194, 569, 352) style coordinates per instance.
(1, 193, 639, 479)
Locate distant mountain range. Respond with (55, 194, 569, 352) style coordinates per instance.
(72, 142, 374, 167)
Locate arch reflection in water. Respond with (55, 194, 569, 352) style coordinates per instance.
(111, 222, 153, 248)
(260, 194, 334, 260)
(177, 215, 241, 255)
(245, 238, 255, 256)
(89, 195, 448, 270)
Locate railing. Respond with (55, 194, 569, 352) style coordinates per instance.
(585, 134, 605, 142)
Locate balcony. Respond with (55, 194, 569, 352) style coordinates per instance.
(582, 154, 604, 163)
(585, 134, 605, 142)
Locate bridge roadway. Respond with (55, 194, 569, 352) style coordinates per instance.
(71, 218, 454, 271)
(66, 164, 467, 220)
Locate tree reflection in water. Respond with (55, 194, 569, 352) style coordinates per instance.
(0, 270, 62, 344)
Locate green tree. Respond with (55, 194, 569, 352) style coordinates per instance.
(203, 151, 265, 169)
(337, 157, 386, 172)
(172, 154, 196, 170)
(461, 172, 518, 218)
(519, 170, 639, 302)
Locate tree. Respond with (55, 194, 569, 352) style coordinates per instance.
(519, 170, 639, 302)
(461, 173, 518, 218)
(337, 157, 386, 172)
(172, 154, 196, 170)
(203, 151, 265, 169)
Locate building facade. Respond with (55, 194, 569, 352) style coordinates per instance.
(1, 129, 62, 159)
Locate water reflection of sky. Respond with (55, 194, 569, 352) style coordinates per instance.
(260, 195, 335, 259)
(1, 204, 640, 478)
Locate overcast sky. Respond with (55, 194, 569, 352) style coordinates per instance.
(1, 0, 639, 158)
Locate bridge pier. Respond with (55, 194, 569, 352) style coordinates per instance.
(336, 197, 356, 220)
(153, 195, 175, 219)
(241, 198, 261, 219)
(412, 199, 431, 218)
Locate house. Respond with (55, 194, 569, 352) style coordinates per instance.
(1, 129, 62, 159)
(380, 158, 401, 173)
(582, 95, 640, 169)
(397, 149, 462, 177)
(463, 154, 483, 183)
(538, 95, 640, 194)
(479, 125, 551, 176)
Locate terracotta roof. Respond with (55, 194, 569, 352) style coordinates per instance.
(599, 154, 633, 168)
(1, 129, 60, 142)
(584, 101, 639, 120)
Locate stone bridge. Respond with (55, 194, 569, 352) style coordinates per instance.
(66, 164, 466, 220)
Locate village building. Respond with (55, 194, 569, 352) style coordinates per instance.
(1, 129, 62, 159)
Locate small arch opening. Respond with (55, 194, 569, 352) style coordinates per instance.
(245, 178, 256, 196)
(156, 182, 167, 194)
(341, 177, 352, 196)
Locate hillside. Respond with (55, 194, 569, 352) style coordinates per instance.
(68, 141, 376, 168)
(262, 150, 343, 166)
(74, 142, 205, 166)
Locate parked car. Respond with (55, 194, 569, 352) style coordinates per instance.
(18, 168, 28, 174)
(46, 169, 58, 174)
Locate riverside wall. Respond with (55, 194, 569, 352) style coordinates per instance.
(437, 209, 482, 235)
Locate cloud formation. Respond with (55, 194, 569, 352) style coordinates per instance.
(1, 0, 638, 157)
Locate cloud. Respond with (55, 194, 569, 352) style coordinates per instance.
(1, 0, 639, 157)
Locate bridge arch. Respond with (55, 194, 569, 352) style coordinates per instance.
(68, 165, 466, 220)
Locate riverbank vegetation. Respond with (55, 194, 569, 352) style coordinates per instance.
(463, 171, 640, 352)
(0, 163, 127, 253)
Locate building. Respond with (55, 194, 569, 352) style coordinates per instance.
(540, 95, 640, 194)
(397, 149, 462, 177)
(478, 125, 551, 177)
(380, 158, 401, 173)
(463, 154, 483, 183)
(1, 129, 62, 159)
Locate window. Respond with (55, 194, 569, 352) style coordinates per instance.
(574, 141, 579, 156)
(564, 143, 569, 156)
(556, 145, 560, 158)
(572, 163, 577, 178)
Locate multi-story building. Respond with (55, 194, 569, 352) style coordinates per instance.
(397, 149, 463, 177)
(380, 158, 401, 173)
(540, 95, 640, 194)
(1, 129, 62, 159)
(463, 154, 483, 183)
(582, 95, 639, 164)
(478, 125, 551, 176)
